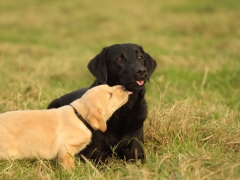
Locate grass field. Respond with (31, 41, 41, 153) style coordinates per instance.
(0, 0, 240, 179)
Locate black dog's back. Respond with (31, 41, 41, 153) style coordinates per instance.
(47, 87, 89, 109)
(47, 98, 61, 109)
(48, 80, 102, 109)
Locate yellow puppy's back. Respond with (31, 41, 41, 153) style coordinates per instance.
(0, 109, 61, 159)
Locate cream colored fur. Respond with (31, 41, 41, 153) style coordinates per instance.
(0, 85, 131, 171)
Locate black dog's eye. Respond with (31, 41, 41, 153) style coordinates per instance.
(116, 57, 122, 62)
(116, 54, 125, 62)
(138, 55, 143, 60)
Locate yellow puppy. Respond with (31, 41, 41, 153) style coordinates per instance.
(0, 85, 131, 171)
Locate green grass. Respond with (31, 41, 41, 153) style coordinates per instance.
(0, 0, 240, 179)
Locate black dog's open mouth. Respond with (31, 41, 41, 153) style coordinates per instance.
(117, 80, 146, 91)
(125, 80, 145, 88)
(136, 80, 144, 86)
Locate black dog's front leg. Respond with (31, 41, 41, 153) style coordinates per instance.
(116, 127, 145, 162)
(79, 131, 112, 162)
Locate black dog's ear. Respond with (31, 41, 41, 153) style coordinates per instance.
(88, 47, 109, 84)
(141, 48, 157, 81)
(145, 53, 157, 80)
(138, 46, 157, 81)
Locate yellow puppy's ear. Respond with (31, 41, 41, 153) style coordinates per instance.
(87, 108, 107, 132)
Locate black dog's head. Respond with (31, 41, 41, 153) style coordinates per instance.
(88, 43, 157, 91)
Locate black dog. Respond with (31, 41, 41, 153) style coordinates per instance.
(47, 43, 157, 162)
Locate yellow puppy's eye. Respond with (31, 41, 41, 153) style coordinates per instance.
(109, 93, 112, 98)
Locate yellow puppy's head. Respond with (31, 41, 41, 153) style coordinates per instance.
(71, 85, 132, 132)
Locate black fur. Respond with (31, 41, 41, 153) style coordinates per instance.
(47, 43, 157, 162)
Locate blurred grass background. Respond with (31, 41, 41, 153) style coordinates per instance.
(0, 0, 240, 179)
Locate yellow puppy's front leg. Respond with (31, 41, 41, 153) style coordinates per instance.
(57, 146, 76, 172)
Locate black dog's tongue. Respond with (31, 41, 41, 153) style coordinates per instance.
(136, 80, 144, 86)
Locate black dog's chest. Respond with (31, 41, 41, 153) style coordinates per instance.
(108, 99, 147, 135)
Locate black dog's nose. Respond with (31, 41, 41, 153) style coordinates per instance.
(135, 67, 146, 75)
